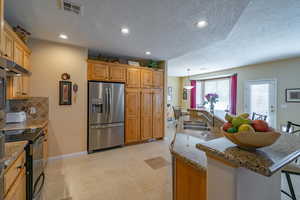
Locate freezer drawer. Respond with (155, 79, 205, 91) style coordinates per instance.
(88, 123, 124, 152)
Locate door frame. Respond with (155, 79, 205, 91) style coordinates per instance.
(244, 79, 277, 128)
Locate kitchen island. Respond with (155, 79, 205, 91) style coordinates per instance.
(197, 135, 300, 200)
(170, 109, 300, 200)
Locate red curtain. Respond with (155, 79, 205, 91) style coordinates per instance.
(230, 74, 237, 115)
(190, 80, 197, 109)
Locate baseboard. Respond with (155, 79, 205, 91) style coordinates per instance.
(48, 151, 87, 161)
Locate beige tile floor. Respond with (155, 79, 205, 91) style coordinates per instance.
(42, 128, 175, 200)
(42, 123, 299, 200)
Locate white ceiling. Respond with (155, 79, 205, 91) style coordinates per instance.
(168, 0, 300, 76)
(5, 0, 299, 77)
(5, 0, 249, 61)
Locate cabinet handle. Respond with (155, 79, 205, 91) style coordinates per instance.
(17, 164, 25, 170)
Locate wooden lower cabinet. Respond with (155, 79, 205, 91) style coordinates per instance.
(125, 88, 141, 144)
(4, 151, 26, 200)
(173, 157, 206, 200)
(140, 89, 153, 140)
(4, 169, 26, 200)
(152, 89, 164, 138)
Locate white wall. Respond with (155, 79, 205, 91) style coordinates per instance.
(179, 57, 300, 128)
(28, 39, 88, 157)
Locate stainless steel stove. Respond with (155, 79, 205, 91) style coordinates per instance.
(5, 128, 45, 200)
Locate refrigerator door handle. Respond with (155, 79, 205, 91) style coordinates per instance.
(109, 87, 112, 117)
(105, 88, 109, 121)
(90, 123, 124, 129)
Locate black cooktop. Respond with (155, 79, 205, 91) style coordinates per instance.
(4, 128, 43, 143)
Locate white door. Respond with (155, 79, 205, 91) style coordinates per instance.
(244, 80, 277, 128)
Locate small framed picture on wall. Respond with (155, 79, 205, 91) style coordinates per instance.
(59, 81, 72, 105)
(286, 88, 300, 103)
(183, 89, 188, 100)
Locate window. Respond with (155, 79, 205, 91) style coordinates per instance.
(196, 78, 230, 111)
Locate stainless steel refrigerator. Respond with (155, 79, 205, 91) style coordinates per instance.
(88, 82, 124, 153)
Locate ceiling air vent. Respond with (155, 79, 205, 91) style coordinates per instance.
(61, 0, 83, 15)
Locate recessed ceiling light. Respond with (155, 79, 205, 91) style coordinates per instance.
(59, 34, 68, 39)
(121, 27, 130, 35)
(145, 51, 151, 55)
(196, 20, 208, 28)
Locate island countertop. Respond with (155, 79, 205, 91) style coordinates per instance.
(170, 130, 223, 170)
(196, 134, 300, 177)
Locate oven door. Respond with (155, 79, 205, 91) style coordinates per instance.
(32, 132, 45, 200)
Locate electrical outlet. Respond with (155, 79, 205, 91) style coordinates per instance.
(30, 107, 37, 114)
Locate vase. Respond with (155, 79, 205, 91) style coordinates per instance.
(210, 103, 214, 114)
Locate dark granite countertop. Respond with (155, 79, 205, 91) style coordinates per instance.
(196, 134, 300, 177)
(1, 120, 48, 131)
(3, 141, 28, 172)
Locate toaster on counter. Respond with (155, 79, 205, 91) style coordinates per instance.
(6, 111, 27, 123)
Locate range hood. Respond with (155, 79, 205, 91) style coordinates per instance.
(0, 57, 31, 76)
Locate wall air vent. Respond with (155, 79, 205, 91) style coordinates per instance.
(61, 0, 83, 15)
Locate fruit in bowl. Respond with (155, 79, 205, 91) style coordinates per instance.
(221, 113, 281, 150)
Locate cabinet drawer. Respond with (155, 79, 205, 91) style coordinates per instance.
(4, 169, 26, 200)
(4, 152, 26, 195)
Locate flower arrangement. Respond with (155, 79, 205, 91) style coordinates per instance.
(203, 93, 219, 113)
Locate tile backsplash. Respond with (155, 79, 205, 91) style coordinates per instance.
(8, 97, 49, 122)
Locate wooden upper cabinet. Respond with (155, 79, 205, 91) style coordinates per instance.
(88, 62, 109, 81)
(125, 88, 141, 144)
(126, 67, 140, 88)
(109, 64, 126, 82)
(3, 30, 14, 60)
(152, 89, 164, 139)
(152, 70, 164, 88)
(14, 42, 24, 67)
(23, 51, 30, 70)
(141, 89, 153, 140)
(141, 69, 153, 88)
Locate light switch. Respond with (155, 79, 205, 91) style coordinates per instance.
(280, 104, 288, 109)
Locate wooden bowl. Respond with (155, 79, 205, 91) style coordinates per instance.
(221, 127, 281, 150)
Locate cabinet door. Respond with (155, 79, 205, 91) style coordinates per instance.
(0, 0, 4, 54)
(126, 67, 140, 88)
(125, 88, 141, 144)
(141, 69, 153, 88)
(152, 89, 164, 138)
(141, 89, 153, 140)
(3, 30, 14, 60)
(4, 169, 26, 200)
(175, 158, 206, 200)
(109, 64, 126, 82)
(14, 42, 24, 67)
(21, 76, 30, 97)
(23, 51, 30, 70)
(88, 62, 109, 81)
(11, 76, 22, 98)
(152, 71, 164, 88)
